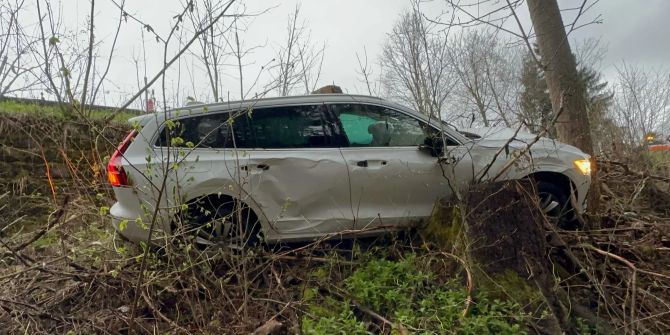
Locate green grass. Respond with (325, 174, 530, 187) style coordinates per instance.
(302, 255, 527, 335)
(0, 100, 136, 122)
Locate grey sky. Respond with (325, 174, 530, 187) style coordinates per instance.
(581, 0, 670, 74)
(60, 0, 412, 106)
(20, 0, 670, 108)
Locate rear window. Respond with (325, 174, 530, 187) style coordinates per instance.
(155, 105, 338, 149)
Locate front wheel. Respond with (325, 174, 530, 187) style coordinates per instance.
(536, 181, 580, 229)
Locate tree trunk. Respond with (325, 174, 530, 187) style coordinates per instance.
(527, 0, 599, 210)
(425, 180, 577, 334)
(527, 0, 593, 154)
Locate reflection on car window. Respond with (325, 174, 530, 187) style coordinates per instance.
(332, 104, 430, 147)
(156, 105, 335, 149)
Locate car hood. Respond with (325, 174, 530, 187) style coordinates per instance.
(461, 127, 587, 156)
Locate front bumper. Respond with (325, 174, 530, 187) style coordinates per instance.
(561, 167, 591, 213)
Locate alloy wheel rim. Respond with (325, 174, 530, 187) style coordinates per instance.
(538, 192, 562, 219)
(193, 206, 245, 248)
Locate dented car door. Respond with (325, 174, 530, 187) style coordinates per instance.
(215, 104, 354, 241)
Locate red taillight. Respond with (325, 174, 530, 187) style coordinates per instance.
(107, 130, 138, 187)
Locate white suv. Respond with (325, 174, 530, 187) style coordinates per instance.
(108, 94, 591, 246)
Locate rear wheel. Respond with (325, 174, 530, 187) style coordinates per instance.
(536, 181, 579, 229)
(187, 195, 261, 249)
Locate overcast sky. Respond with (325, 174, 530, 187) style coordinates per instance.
(20, 0, 670, 108)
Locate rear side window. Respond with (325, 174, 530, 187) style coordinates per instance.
(155, 105, 337, 149)
(155, 113, 231, 148)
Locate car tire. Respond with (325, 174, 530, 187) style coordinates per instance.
(536, 181, 579, 229)
(187, 195, 261, 249)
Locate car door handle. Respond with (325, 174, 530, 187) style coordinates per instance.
(241, 164, 269, 172)
(355, 160, 387, 168)
(356, 160, 368, 167)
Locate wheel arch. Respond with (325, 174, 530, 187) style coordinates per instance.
(526, 171, 577, 198)
(174, 187, 272, 236)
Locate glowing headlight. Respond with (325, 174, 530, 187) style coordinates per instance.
(574, 159, 592, 176)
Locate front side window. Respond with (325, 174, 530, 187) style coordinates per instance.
(155, 105, 335, 149)
(331, 104, 431, 147)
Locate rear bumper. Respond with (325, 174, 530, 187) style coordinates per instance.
(110, 203, 173, 244)
(109, 186, 170, 244)
(110, 202, 152, 243)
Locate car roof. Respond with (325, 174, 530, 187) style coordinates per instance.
(133, 94, 417, 121)
(128, 94, 469, 143)
(177, 94, 391, 114)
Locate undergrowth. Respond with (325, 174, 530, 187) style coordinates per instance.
(3, 113, 670, 334)
(302, 254, 527, 334)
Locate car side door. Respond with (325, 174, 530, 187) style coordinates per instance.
(204, 103, 354, 241)
(329, 103, 453, 231)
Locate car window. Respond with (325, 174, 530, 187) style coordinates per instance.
(331, 104, 431, 147)
(155, 115, 214, 148)
(339, 112, 376, 145)
(248, 105, 334, 148)
(156, 105, 335, 149)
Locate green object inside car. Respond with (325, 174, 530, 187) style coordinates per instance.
(339, 113, 376, 146)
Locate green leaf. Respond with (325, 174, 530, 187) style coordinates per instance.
(171, 137, 184, 146)
(119, 219, 128, 231)
(165, 119, 176, 130)
(135, 217, 147, 229)
(99, 206, 110, 215)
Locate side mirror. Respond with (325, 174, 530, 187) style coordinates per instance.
(420, 136, 444, 157)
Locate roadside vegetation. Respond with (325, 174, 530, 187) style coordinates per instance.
(0, 99, 137, 122)
(1, 0, 670, 334)
(1, 106, 669, 334)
